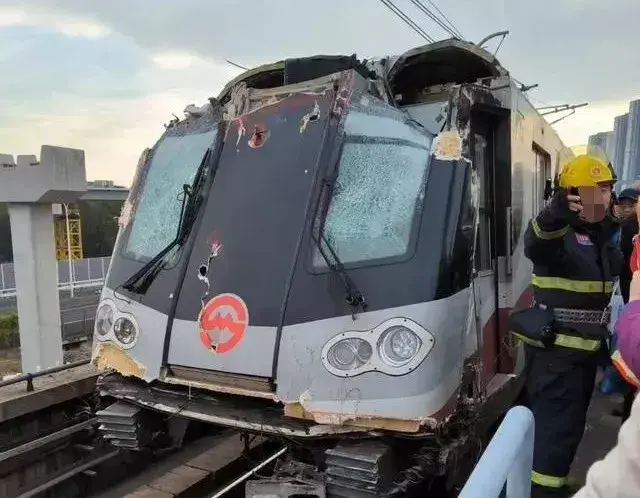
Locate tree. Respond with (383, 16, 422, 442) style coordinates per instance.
(78, 200, 122, 258)
(0, 204, 12, 263)
(0, 200, 123, 262)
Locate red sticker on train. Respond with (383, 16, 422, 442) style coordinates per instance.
(198, 293, 249, 353)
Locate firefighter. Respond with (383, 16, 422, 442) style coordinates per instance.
(521, 145, 622, 498)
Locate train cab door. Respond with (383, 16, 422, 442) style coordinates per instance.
(470, 113, 503, 387)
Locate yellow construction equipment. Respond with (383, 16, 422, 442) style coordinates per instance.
(54, 203, 83, 260)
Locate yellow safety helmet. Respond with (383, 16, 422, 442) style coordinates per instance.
(557, 144, 613, 188)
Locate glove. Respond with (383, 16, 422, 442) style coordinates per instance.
(537, 189, 574, 230)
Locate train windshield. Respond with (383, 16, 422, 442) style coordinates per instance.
(314, 102, 433, 268)
(123, 127, 218, 262)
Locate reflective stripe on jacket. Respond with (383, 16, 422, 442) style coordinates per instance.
(524, 193, 622, 340)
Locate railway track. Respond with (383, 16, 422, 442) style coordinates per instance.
(0, 361, 287, 498)
(0, 396, 123, 498)
(96, 431, 285, 498)
(0, 361, 128, 498)
(0, 405, 277, 498)
(0, 402, 263, 498)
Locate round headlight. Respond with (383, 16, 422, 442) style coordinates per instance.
(113, 317, 138, 346)
(327, 338, 372, 371)
(379, 326, 421, 366)
(95, 304, 114, 338)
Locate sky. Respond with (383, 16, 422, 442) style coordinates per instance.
(0, 0, 639, 187)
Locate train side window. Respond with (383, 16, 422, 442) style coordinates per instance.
(313, 110, 433, 268)
(533, 145, 551, 210)
(473, 132, 493, 272)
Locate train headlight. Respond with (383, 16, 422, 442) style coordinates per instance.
(326, 338, 373, 371)
(95, 303, 115, 338)
(113, 317, 138, 348)
(321, 318, 435, 378)
(378, 326, 421, 367)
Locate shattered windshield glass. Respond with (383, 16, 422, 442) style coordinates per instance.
(124, 128, 218, 261)
(404, 100, 449, 135)
(315, 102, 433, 267)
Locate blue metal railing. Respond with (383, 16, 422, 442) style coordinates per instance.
(459, 406, 535, 498)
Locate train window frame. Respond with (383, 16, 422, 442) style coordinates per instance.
(119, 127, 219, 263)
(309, 107, 433, 273)
(532, 143, 551, 211)
(472, 130, 495, 274)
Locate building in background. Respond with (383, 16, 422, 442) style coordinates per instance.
(613, 113, 629, 182)
(588, 130, 614, 163)
(622, 100, 640, 188)
(581, 99, 640, 192)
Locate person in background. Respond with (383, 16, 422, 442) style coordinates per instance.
(617, 188, 639, 222)
(618, 189, 639, 303)
(572, 270, 640, 498)
(613, 188, 640, 421)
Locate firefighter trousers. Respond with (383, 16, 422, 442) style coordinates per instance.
(523, 343, 602, 498)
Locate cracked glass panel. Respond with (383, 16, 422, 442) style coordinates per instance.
(124, 128, 217, 260)
(316, 107, 433, 266)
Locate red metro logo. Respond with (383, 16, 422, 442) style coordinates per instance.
(198, 293, 249, 353)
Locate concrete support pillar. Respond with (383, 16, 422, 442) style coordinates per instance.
(8, 204, 63, 372)
(0, 145, 86, 374)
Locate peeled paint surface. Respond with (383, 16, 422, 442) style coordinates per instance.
(124, 129, 217, 260)
(432, 130, 463, 160)
(92, 342, 146, 379)
(118, 199, 133, 229)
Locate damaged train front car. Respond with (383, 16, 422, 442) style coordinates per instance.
(91, 40, 514, 494)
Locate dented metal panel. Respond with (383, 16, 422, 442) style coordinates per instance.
(168, 86, 339, 378)
(91, 38, 570, 441)
(275, 291, 469, 427)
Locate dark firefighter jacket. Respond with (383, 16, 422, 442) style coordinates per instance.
(524, 190, 623, 347)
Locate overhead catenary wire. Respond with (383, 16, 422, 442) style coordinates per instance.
(377, 0, 435, 43)
(423, 0, 464, 38)
(377, 2, 575, 127)
(407, 0, 462, 39)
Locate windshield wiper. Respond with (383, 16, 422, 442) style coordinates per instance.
(311, 230, 367, 313)
(121, 148, 212, 295)
(310, 172, 367, 312)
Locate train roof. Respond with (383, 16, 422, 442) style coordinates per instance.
(216, 38, 510, 104)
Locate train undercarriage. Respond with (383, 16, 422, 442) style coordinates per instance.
(96, 367, 524, 497)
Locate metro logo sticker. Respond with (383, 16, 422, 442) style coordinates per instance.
(198, 293, 249, 353)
